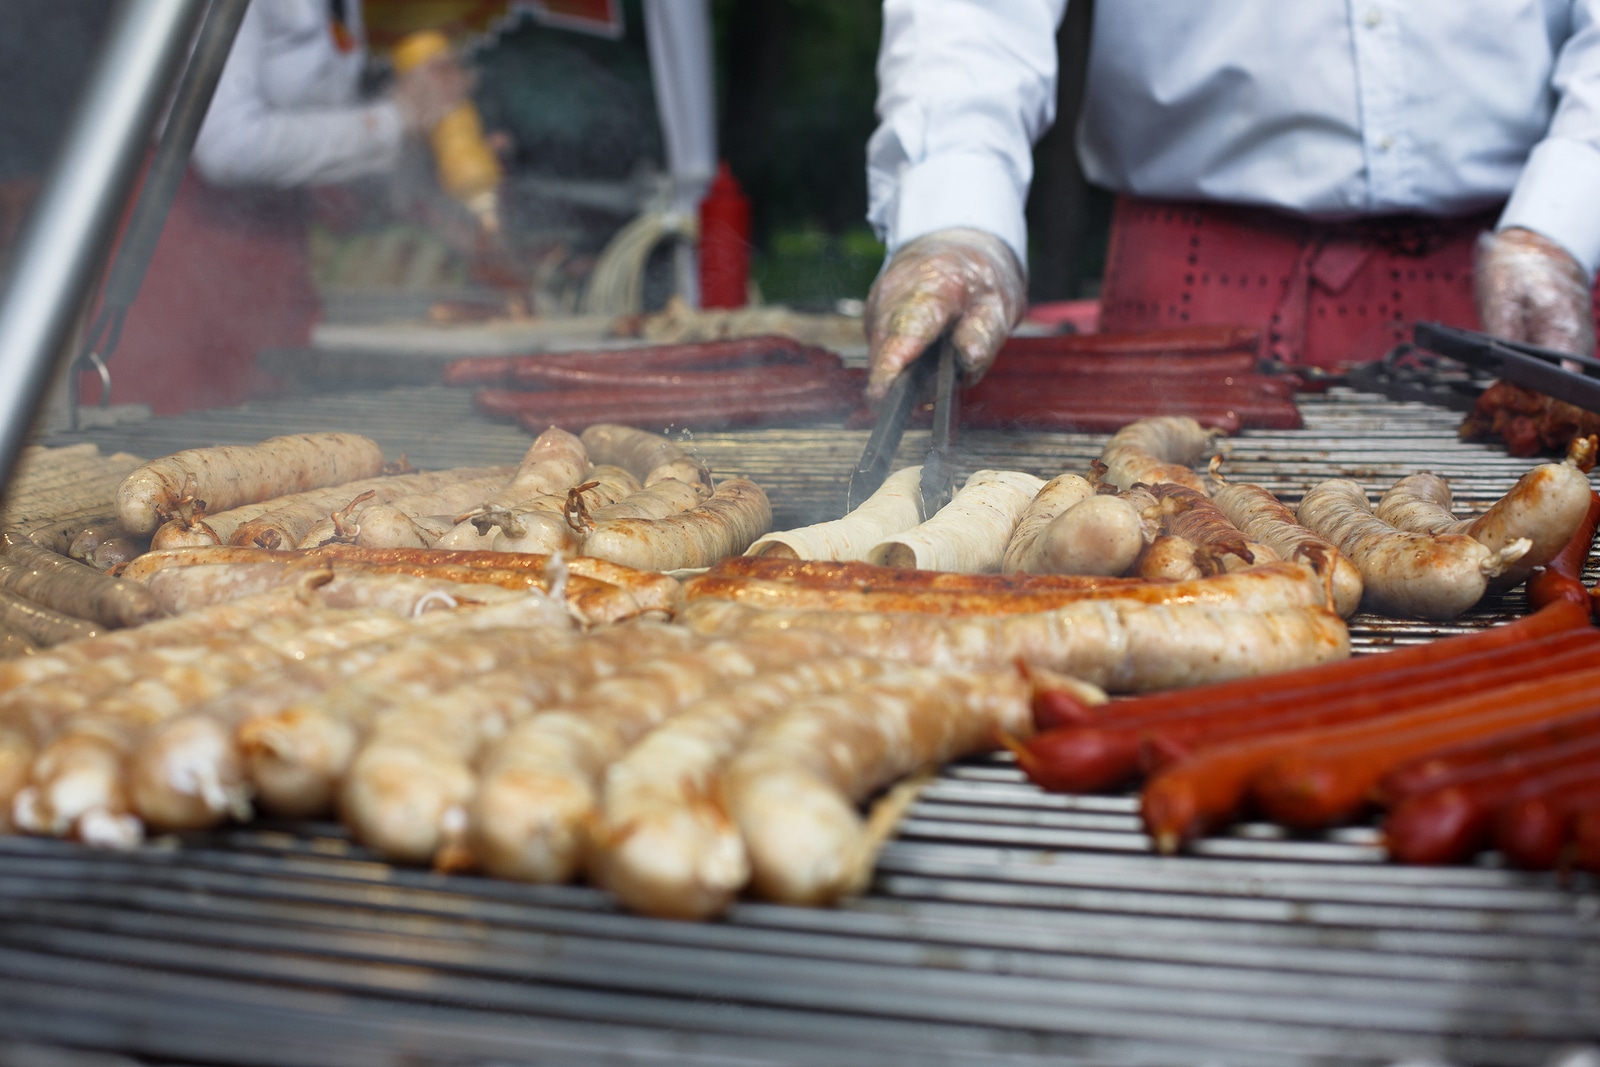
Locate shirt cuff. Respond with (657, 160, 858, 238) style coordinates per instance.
(1498, 137, 1600, 279)
(362, 101, 407, 171)
(886, 152, 1030, 271)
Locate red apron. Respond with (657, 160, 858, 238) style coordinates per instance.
(1098, 196, 1600, 368)
(79, 166, 317, 416)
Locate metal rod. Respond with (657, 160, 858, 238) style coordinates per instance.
(82, 0, 250, 384)
(0, 0, 208, 484)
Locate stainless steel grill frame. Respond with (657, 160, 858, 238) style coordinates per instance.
(25, 386, 1600, 1067)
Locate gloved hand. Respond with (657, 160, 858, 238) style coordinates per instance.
(864, 228, 1027, 403)
(1475, 227, 1595, 357)
(393, 55, 473, 136)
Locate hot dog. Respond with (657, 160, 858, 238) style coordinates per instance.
(1019, 630, 1600, 794)
(1526, 490, 1600, 612)
(1248, 665, 1600, 829)
(1383, 737, 1600, 865)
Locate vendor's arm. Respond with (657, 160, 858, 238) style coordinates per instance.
(863, 0, 1066, 401)
(1480, 1, 1600, 356)
(192, 2, 463, 189)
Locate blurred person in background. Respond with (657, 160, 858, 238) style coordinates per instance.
(863, 1, 1600, 401)
(87, 0, 469, 414)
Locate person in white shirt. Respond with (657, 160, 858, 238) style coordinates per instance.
(863, 0, 1600, 401)
(96, 0, 468, 415)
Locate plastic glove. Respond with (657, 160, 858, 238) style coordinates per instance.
(393, 56, 473, 136)
(864, 228, 1027, 404)
(1475, 227, 1595, 358)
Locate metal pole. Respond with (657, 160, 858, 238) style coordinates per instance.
(80, 0, 249, 398)
(0, 0, 207, 483)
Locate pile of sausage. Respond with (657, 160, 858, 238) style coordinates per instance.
(845, 325, 1303, 434)
(450, 335, 864, 432)
(0, 553, 1090, 919)
(122, 425, 773, 575)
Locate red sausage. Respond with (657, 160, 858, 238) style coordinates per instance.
(1496, 775, 1600, 870)
(999, 324, 1262, 358)
(1383, 737, 1600, 865)
(1249, 665, 1600, 830)
(1037, 630, 1600, 794)
(1574, 805, 1600, 873)
(1142, 661, 1600, 849)
(1527, 490, 1600, 612)
(441, 336, 820, 385)
(1379, 702, 1600, 804)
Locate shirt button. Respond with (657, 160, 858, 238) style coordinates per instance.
(1378, 135, 1395, 152)
(1365, 8, 1383, 27)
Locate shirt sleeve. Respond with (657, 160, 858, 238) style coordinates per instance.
(191, 3, 404, 189)
(866, 0, 1067, 268)
(1498, 1, 1600, 278)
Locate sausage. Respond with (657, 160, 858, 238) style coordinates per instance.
(1002, 324, 1261, 358)
(1092, 599, 1589, 729)
(509, 362, 843, 393)
(473, 465, 642, 554)
(1143, 484, 1256, 574)
(1213, 482, 1364, 617)
(441, 336, 817, 385)
(1018, 631, 1600, 795)
(1134, 534, 1202, 582)
(1496, 774, 1600, 870)
(1383, 738, 1600, 865)
(1297, 479, 1527, 619)
(749, 466, 924, 562)
(961, 395, 1298, 434)
(0, 540, 163, 628)
(0, 622, 38, 660)
(228, 465, 512, 550)
(682, 597, 1349, 693)
(1097, 417, 1220, 495)
(339, 624, 700, 864)
(301, 475, 512, 549)
(1527, 491, 1600, 611)
(1377, 695, 1600, 805)
(574, 478, 707, 527)
(66, 524, 147, 573)
(470, 630, 842, 883)
(494, 391, 855, 434)
(724, 666, 1032, 907)
(868, 470, 1046, 572)
(116, 433, 387, 535)
(1377, 459, 1593, 592)
(481, 425, 588, 511)
(1037, 493, 1150, 577)
(0, 588, 101, 647)
(136, 594, 575, 830)
(580, 478, 772, 571)
(1001, 474, 1098, 574)
(590, 656, 890, 919)
(683, 560, 1327, 616)
(579, 424, 714, 493)
(708, 556, 1147, 592)
(241, 617, 582, 818)
(1248, 664, 1600, 829)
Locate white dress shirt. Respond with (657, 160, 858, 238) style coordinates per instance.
(868, 1, 1600, 277)
(192, 0, 404, 188)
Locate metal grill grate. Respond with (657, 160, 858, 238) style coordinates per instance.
(25, 387, 1600, 1066)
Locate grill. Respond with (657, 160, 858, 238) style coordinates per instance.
(23, 386, 1600, 1066)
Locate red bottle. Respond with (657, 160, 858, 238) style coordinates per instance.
(698, 161, 751, 309)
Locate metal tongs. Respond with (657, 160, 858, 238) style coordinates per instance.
(1413, 321, 1600, 414)
(846, 334, 962, 520)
